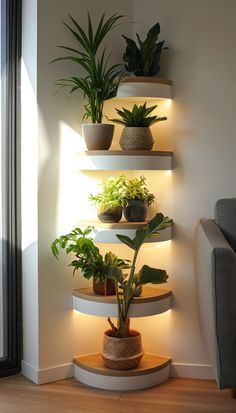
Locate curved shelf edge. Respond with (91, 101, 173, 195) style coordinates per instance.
(73, 353, 171, 391)
(78, 150, 173, 171)
(73, 287, 172, 317)
(78, 221, 172, 243)
(115, 77, 172, 100)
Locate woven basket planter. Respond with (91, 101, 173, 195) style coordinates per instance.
(119, 127, 154, 150)
(102, 329, 144, 370)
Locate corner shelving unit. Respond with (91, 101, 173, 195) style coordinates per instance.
(78, 150, 173, 171)
(116, 77, 172, 100)
(78, 220, 172, 243)
(73, 77, 173, 391)
(73, 287, 172, 391)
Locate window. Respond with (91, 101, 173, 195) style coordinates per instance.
(0, 0, 21, 377)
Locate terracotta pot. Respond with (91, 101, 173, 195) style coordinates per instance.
(119, 127, 154, 150)
(102, 329, 144, 370)
(82, 123, 114, 150)
(93, 278, 116, 296)
(124, 199, 147, 222)
(97, 206, 122, 223)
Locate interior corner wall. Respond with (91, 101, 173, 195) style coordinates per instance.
(133, 0, 236, 375)
(21, 0, 236, 385)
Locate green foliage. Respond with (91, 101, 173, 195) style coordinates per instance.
(89, 175, 155, 212)
(51, 13, 124, 123)
(89, 176, 125, 212)
(109, 213, 172, 337)
(110, 102, 167, 127)
(122, 22, 168, 76)
(51, 226, 130, 281)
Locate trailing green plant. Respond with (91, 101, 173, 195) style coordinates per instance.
(51, 12, 124, 123)
(119, 175, 155, 206)
(89, 175, 154, 211)
(110, 102, 167, 127)
(89, 176, 125, 213)
(106, 212, 172, 337)
(51, 226, 130, 282)
(122, 22, 168, 76)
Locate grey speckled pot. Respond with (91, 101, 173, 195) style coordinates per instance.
(119, 127, 154, 150)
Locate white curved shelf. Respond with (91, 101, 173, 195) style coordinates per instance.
(79, 220, 172, 243)
(73, 353, 171, 391)
(73, 286, 172, 317)
(116, 77, 172, 100)
(78, 150, 173, 170)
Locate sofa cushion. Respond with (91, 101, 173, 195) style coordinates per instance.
(215, 198, 236, 252)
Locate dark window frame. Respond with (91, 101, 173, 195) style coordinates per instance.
(0, 0, 22, 377)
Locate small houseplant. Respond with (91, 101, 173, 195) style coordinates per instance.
(122, 22, 168, 77)
(89, 176, 125, 223)
(52, 13, 124, 150)
(102, 212, 172, 369)
(119, 175, 155, 222)
(51, 226, 130, 295)
(110, 102, 167, 150)
(89, 175, 155, 222)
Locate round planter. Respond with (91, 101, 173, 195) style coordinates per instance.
(102, 329, 144, 370)
(119, 127, 154, 150)
(82, 124, 114, 150)
(93, 278, 116, 296)
(124, 199, 147, 222)
(97, 206, 122, 223)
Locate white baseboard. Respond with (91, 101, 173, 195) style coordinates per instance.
(22, 360, 214, 385)
(171, 362, 214, 380)
(21, 360, 74, 385)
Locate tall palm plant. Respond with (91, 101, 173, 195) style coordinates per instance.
(52, 13, 124, 123)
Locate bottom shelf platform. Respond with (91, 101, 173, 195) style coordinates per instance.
(73, 353, 171, 391)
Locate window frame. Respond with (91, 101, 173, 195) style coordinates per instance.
(0, 0, 22, 377)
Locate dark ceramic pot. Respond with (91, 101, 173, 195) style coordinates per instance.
(124, 199, 147, 222)
(98, 206, 122, 223)
(93, 278, 116, 296)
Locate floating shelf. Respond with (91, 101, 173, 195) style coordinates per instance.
(78, 150, 173, 170)
(73, 353, 171, 391)
(116, 77, 172, 100)
(79, 220, 172, 243)
(73, 286, 172, 317)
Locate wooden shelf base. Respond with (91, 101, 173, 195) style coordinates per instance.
(73, 353, 171, 391)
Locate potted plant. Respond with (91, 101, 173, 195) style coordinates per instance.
(110, 102, 167, 150)
(120, 175, 155, 222)
(51, 12, 124, 150)
(122, 22, 168, 77)
(51, 226, 130, 295)
(102, 212, 172, 369)
(89, 176, 125, 223)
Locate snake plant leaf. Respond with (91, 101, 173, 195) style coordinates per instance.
(137, 264, 168, 285)
(122, 35, 143, 76)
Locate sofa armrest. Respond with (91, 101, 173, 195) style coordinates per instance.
(195, 219, 236, 389)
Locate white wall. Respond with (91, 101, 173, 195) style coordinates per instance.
(22, 0, 236, 384)
(22, 0, 133, 383)
(133, 0, 236, 373)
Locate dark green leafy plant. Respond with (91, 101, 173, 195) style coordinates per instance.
(106, 212, 172, 337)
(123, 22, 168, 76)
(110, 102, 167, 127)
(51, 226, 130, 282)
(51, 13, 124, 123)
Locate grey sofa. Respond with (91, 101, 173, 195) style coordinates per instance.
(195, 198, 236, 391)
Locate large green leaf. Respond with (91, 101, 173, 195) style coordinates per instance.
(137, 264, 168, 285)
(115, 234, 136, 250)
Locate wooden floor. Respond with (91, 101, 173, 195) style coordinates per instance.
(0, 375, 235, 413)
